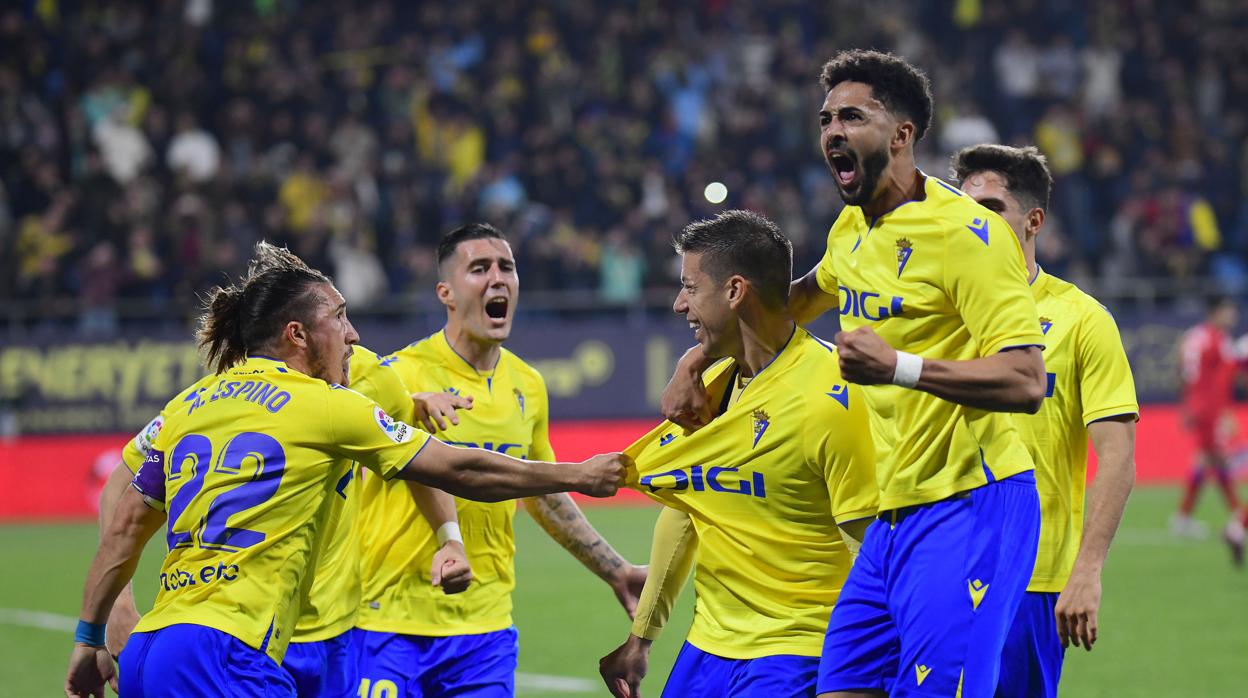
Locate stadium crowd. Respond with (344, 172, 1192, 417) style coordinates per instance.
(3, 0, 1248, 331)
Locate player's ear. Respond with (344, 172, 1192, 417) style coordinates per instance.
(435, 280, 454, 310)
(892, 120, 914, 151)
(1026, 207, 1045, 239)
(726, 275, 747, 308)
(285, 320, 308, 349)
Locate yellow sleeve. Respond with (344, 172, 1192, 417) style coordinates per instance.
(121, 412, 166, 474)
(327, 386, 431, 480)
(385, 350, 421, 395)
(630, 506, 697, 641)
(808, 382, 878, 524)
(529, 375, 556, 462)
(352, 355, 418, 425)
(942, 212, 1045, 355)
(815, 226, 840, 297)
(1076, 305, 1140, 424)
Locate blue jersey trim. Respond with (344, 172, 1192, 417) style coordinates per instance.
(934, 178, 964, 197)
(735, 324, 798, 401)
(259, 618, 275, 653)
(439, 329, 501, 380)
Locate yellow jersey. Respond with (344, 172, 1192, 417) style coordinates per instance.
(121, 347, 412, 644)
(128, 356, 429, 662)
(1014, 268, 1138, 592)
(355, 330, 554, 636)
(816, 175, 1045, 511)
(625, 328, 878, 658)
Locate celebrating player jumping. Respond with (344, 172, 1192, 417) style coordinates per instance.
(663, 50, 1047, 697)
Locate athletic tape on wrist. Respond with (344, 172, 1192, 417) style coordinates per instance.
(892, 351, 923, 388)
(75, 620, 107, 647)
(436, 522, 463, 546)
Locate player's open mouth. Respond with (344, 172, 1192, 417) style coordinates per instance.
(829, 152, 859, 189)
(485, 296, 509, 321)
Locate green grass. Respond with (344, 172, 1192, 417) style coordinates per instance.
(2, 487, 1245, 697)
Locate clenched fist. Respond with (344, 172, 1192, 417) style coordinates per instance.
(431, 540, 473, 595)
(577, 453, 632, 498)
(835, 326, 900, 385)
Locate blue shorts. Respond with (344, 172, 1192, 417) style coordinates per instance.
(995, 591, 1064, 698)
(284, 631, 357, 697)
(119, 623, 295, 697)
(352, 626, 518, 697)
(662, 642, 818, 697)
(818, 471, 1040, 698)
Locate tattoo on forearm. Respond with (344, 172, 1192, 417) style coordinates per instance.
(531, 493, 625, 578)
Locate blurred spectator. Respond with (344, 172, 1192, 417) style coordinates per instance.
(599, 227, 646, 305)
(1, 0, 1246, 334)
(166, 113, 221, 183)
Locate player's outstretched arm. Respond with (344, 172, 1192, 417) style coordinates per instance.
(599, 507, 697, 698)
(68, 486, 165, 697)
(789, 266, 840, 326)
(1057, 417, 1136, 651)
(837, 326, 1046, 413)
(397, 439, 628, 502)
(98, 463, 142, 657)
(523, 494, 647, 616)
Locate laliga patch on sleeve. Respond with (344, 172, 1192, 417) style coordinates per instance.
(133, 415, 165, 454)
(374, 407, 414, 444)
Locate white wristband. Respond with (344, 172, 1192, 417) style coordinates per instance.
(892, 351, 923, 388)
(436, 522, 463, 546)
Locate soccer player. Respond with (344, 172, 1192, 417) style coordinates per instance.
(99, 340, 472, 697)
(662, 50, 1047, 697)
(352, 223, 647, 697)
(1173, 295, 1243, 539)
(596, 211, 878, 698)
(65, 244, 627, 697)
(953, 144, 1139, 697)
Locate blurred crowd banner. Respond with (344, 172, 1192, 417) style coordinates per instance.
(0, 308, 1199, 436)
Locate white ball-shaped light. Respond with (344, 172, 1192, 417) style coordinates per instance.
(704, 182, 728, 204)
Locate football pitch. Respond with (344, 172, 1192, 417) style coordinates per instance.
(2, 487, 1244, 697)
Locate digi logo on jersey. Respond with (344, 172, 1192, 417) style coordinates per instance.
(640, 465, 767, 498)
(839, 285, 904, 321)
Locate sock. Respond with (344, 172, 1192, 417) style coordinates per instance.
(1179, 468, 1206, 516)
(1212, 467, 1241, 511)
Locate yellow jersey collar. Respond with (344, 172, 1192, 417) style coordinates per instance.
(242, 354, 293, 373)
(433, 329, 502, 383)
(1029, 264, 1050, 298)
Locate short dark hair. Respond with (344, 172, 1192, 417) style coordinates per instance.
(673, 210, 793, 309)
(197, 242, 331, 373)
(820, 49, 934, 141)
(951, 144, 1054, 211)
(437, 223, 507, 268)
